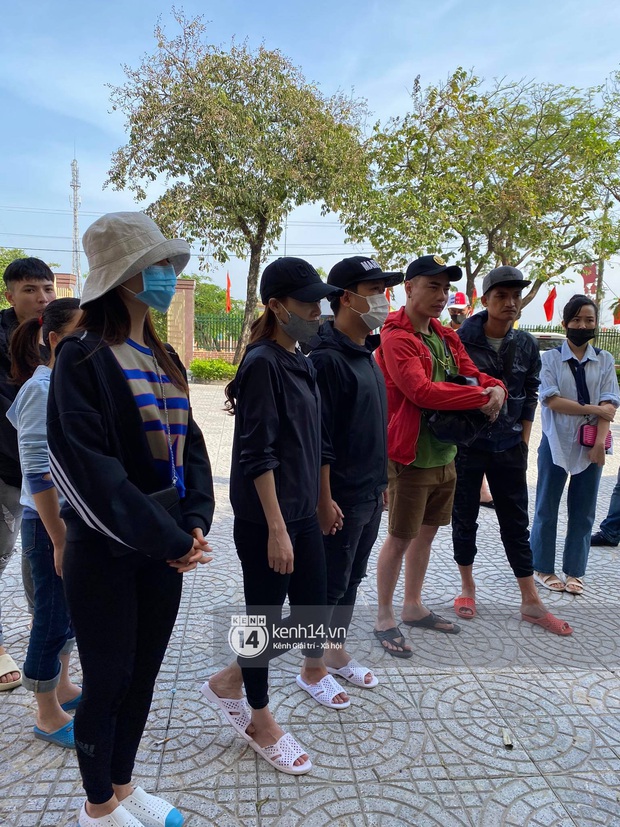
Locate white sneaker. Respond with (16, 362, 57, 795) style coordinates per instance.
(122, 786, 184, 827)
(79, 803, 143, 827)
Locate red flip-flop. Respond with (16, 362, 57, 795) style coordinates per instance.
(521, 612, 573, 636)
(454, 596, 476, 619)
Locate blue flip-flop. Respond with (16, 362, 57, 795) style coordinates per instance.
(60, 691, 82, 712)
(33, 720, 75, 748)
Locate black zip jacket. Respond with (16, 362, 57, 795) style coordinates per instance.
(457, 310, 540, 452)
(0, 308, 22, 487)
(47, 331, 214, 560)
(229, 339, 329, 524)
(309, 322, 387, 505)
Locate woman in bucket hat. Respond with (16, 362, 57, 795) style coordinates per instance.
(47, 212, 215, 827)
(202, 257, 349, 775)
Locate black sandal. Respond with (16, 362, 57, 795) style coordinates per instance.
(373, 626, 413, 658)
(401, 611, 461, 634)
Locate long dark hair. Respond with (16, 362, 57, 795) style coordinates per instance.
(224, 307, 280, 414)
(79, 290, 188, 393)
(10, 298, 81, 385)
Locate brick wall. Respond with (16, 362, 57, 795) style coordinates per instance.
(192, 350, 235, 363)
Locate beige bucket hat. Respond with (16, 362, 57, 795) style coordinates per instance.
(81, 211, 191, 306)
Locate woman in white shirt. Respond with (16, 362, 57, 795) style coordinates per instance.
(531, 295, 620, 594)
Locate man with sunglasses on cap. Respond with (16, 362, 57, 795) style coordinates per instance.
(308, 256, 403, 688)
(446, 291, 471, 330)
(373, 255, 506, 656)
(451, 266, 571, 635)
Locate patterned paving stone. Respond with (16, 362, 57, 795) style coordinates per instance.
(456, 776, 573, 826)
(4, 393, 620, 825)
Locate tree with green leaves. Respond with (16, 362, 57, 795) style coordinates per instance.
(107, 11, 367, 361)
(0, 247, 28, 278)
(0, 247, 29, 310)
(337, 69, 620, 307)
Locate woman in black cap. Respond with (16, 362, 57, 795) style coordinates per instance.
(202, 257, 349, 775)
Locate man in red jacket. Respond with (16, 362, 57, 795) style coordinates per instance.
(373, 255, 506, 656)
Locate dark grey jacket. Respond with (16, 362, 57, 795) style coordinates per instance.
(457, 311, 540, 452)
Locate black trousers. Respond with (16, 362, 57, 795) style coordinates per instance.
(63, 522, 182, 804)
(452, 441, 534, 579)
(234, 515, 327, 710)
(323, 495, 383, 644)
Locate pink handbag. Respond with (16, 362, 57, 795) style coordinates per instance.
(579, 423, 612, 450)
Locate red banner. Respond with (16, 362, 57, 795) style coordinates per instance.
(470, 287, 477, 314)
(581, 264, 597, 296)
(543, 287, 557, 322)
(226, 272, 232, 314)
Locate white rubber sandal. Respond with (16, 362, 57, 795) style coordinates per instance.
(79, 804, 143, 827)
(326, 658, 379, 689)
(122, 786, 183, 827)
(201, 680, 252, 741)
(248, 731, 312, 775)
(295, 673, 351, 708)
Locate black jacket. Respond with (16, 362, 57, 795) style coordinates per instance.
(47, 332, 214, 559)
(229, 339, 327, 524)
(0, 308, 21, 487)
(309, 322, 387, 505)
(457, 310, 540, 452)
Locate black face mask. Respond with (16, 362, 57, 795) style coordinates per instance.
(450, 313, 466, 325)
(565, 328, 597, 347)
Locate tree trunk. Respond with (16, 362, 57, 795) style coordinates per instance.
(233, 243, 262, 364)
(520, 278, 544, 309)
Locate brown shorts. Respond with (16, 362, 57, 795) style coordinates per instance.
(387, 460, 457, 540)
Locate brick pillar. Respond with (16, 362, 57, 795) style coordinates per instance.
(54, 273, 77, 297)
(167, 279, 195, 366)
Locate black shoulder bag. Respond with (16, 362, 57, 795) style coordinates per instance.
(424, 337, 515, 448)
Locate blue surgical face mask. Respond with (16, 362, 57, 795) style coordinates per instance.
(122, 263, 177, 312)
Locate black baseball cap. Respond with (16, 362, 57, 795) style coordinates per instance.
(260, 257, 343, 304)
(482, 265, 531, 295)
(405, 254, 462, 282)
(327, 256, 404, 290)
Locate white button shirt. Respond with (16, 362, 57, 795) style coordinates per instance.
(539, 341, 620, 474)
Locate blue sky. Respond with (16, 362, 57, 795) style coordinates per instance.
(1, 0, 620, 323)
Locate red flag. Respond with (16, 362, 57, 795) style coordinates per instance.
(543, 286, 557, 322)
(385, 287, 391, 310)
(225, 272, 232, 313)
(470, 287, 477, 314)
(613, 302, 620, 326)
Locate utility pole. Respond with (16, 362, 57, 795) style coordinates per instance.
(70, 158, 81, 296)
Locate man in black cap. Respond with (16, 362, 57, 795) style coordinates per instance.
(373, 255, 506, 656)
(309, 256, 403, 687)
(452, 265, 571, 634)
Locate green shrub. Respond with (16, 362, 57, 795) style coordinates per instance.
(189, 358, 238, 381)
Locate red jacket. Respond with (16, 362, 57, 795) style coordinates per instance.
(376, 308, 506, 465)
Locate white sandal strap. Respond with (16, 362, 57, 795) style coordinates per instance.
(311, 673, 345, 703)
(262, 732, 306, 766)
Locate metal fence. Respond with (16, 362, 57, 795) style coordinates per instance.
(520, 324, 620, 362)
(192, 315, 620, 361)
(194, 313, 244, 351)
